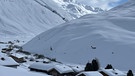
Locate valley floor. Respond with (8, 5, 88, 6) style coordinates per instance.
(0, 36, 133, 76)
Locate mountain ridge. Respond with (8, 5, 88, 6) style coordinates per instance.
(52, 0, 104, 18)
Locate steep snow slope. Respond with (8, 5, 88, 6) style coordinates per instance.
(23, 0, 135, 71)
(0, 0, 72, 37)
(52, 0, 103, 18)
(101, 0, 135, 32)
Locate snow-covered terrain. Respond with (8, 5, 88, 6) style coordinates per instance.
(0, 0, 103, 39)
(52, 0, 104, 18)
(23, 0, 135, 71)
(0, 65, 50, 76)
(0, 0, 72, 38)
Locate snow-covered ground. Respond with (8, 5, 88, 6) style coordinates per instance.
(0, 0, 103, 39)
(0, 65, 50, 76)
(0, 0, 72, 38)
(23, 0, 135, 71)
(0, 0, 135, 75)
(0, 41, 85, 76)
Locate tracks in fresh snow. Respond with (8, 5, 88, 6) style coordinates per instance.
(34, 0, 68, 22)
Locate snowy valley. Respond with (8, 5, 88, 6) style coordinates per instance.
(0, 0, 135, 76)
(0, 40, 130, 76)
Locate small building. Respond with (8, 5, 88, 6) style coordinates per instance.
(10, 54, 26, 63)
(29, 62, 55, 74)
(1, 48, 12, 53)
(48, 64, 75, 76)
(29, 62, 76, 76)
(71, 66, 84, 72)
(76, 71, 103, 76)
(99, 68, 126, 76)
(70, 65, 84, 75)
(0, 56, 19, 68)
(0, 65, 51, 76)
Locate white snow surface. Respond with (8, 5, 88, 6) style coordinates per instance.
(70, 65, 84, 72)
(77, 71, 103, 76)
(0, 0, 103, 38)
(23, 0, 135, 71)
(101, 68, 126, 76)
(29, 62, 74, 73)
(51, 64, 74, 73)
(0, 54, 18, 66)
(0, 0, 72, 37)
(29, 62, 56, 71)
(0, 65, 50, 76)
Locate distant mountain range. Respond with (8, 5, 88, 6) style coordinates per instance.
(53, 0, 104, 18)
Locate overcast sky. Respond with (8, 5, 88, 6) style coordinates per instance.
(77, 0, 128, 10)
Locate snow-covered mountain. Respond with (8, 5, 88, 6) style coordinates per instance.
(0, 0, 103, 38)
(52, 0, 104, 18)
(0, 0, 72, 38)
(23, 0, 135, 71)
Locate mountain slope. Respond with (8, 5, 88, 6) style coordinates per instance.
(23, 0, 135, 71)
(0, 0, 72, 37)
(108, 0, 135, 17)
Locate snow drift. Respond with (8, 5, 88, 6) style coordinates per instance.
(23, 0, 135, 71)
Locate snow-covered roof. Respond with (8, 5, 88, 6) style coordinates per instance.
(70, 65, 84, 72)
(29, 62, 58, 71)
(101, 68, 126, 76)
(35, 58, 50, 62)
(50, 64, 74, 74)
(77, 71, 103, 76)
(11, 53, 25, 58)
(0, 65, 50, 76)
(0, 56, 19, 66)
(29, 62, 74, 74)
